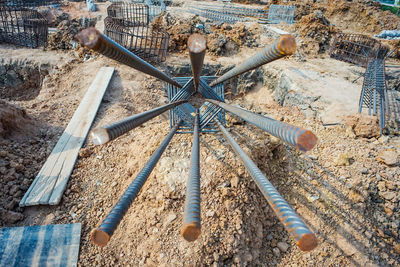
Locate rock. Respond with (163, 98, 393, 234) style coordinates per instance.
(394, 243, 400, 254)
(0, 208, 24, 223)
(377, 181, 386, 191)
(381, 191, 396, 201)
(277, 242, 289, 252)
(376, 150, 399, 166)
(206, 210, 215, 217)
(9, 185, 19, 196)
(360, 168, 369, 174)
(230, 175, 239, 188)
(349, 190, 364, 203)
(378, 135, 389, 144)
(345, 127, 356, 139)
(6, 199, 18, 210)
(272, 247, 280, 257)
(386, 181, 395, 190)
(163, 213, 176, 228)
(383, 206, 393, 216)
(335, 153, 352, 166)
(307, 194, 320, 202)
(79, 147, 92, 158)
(345, 114, 380, 138)
(348, 177, 362, 189)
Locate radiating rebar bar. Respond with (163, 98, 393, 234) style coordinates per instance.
(207, 99, 317, 152)
(182, 111, 201, 241)
(215, 119, 318, 251)
(91, 100, 187, 145)
(90, 121, 182, 247)
(209, 35, 296, 87)
(188, 34, 207, 93)
(75, 27, 181, 88)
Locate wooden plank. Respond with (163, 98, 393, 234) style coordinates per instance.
(20, 67, 115, 207)
(0, 224, 81, 267)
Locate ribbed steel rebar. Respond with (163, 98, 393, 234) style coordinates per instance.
(188, 34, 207, 93)
(90, 121, 182, 247)
(209, 35, 296, 87)
(207, 99, 317, 152)
(181, 111, 201, 241)
(188, 8, 246, 23)
(215, 119, 318, 251)
(75, 27, 181, 88)
(358, 58, 387, 134)
(91, 100, 187, 145)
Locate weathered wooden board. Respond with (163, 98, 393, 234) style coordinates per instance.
(0, 223, 81, 267)
(20, 67, 115, 206)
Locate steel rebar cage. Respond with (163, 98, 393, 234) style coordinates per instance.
(107, 2, 149, 25)
(267, 5, 296, 24)
(0, 6, 48, 48)
(2, 0, 61, 8)
(329, 33, 385, 67)
(104, 16, 169, 63)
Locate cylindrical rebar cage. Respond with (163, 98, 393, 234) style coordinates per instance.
(104, 16, 169, 63)
(329, 33, 385, 67)
(107, 2, 150, 26)
(2, 0, 61, 8)
(0, 6, 48, 48)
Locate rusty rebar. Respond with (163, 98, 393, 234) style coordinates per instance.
(75, 27, 181, 88)
(209, 35, 296, 87)
(90, 121, 182, 247)
(91, 100, 187, 145)
(188, 34, 207, 93)
(181, 111, 201, 241)
(215, 119, 318, 251)
(207, 99, 317, 152)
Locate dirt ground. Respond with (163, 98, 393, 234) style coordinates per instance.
(1, 0, 400, 266)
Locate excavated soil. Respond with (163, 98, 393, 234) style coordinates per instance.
(294, 11, 337, 55)
(152, 13, 261, 55)
(273, 0, 400, 35)
(277, 0, 400, 56)
(0, 101, 35, 140)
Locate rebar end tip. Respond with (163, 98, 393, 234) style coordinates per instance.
(90, 127, 110, 146)
(90, 229, 110, 247)
(296, 130, 318, 152)
(188, 34, 207, 53)
(181, 223, 201, 242)
(297, 233, 318, 251)
(277, 34, 296, 55)
(75, 27, 101, 49)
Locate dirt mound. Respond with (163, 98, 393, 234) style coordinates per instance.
(0, 100, 35, 139)
(274, 0, 400, 35)
(209, 23, 261, 56)
(345, 113, 380, 138)
(295, 11, 337, 55)
(48, 19, 83, 50)
(153, 13, 261, 55)
(0, 61, 48, 101)
(47, 18, 95, 60)
(153, 13, 203, 52)
(385, 39, 400, 59)
(324, 0, 399, 34)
